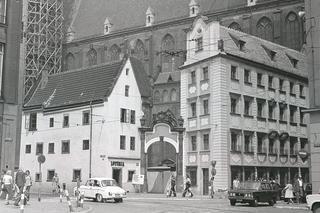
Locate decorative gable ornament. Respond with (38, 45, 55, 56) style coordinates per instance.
(104, 17, 112, 35)
(247, 0, 257, 6)
(66, 26, 75, 42)
(146, 7, 155, 27)
(189, 0, 200, 17)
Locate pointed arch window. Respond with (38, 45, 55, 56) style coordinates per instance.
(161, 34, 175, 72)
(109, 44, 121, 61)
(228, 22, 242, 32)
(134, 39, 145, 60)
(162, 90, 169, 102)
(285, 12, 301, 50)
(256, 17, 273, 41)
(66, 53, 75, 70)
(87, 48, 97, 66)
(170, 89, 177, 102)
(154, 90, 160, 103)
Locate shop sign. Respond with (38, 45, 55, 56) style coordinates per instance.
(132, 174, 144, 185)
(111, 161, 124, 167)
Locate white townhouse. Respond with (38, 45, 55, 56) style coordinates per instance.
(20, 56, 151, 193)
(180, 17, 309, 195)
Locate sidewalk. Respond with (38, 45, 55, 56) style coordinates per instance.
(0, 197, 91, 213)
(274, 201, 308, 210)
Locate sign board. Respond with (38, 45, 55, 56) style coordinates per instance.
(111, 161, 124, 167)
(37, 154, 46, 164)
(132, 174, 144, 185)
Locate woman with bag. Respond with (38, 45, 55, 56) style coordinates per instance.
(282, 182, 294, 204)
(25, 170, 32, 201)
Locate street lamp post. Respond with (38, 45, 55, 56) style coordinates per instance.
(89, 102, 93, 178)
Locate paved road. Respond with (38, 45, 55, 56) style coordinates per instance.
(85, 197, 308, 213)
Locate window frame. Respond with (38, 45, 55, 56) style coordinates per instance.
(72, 169, 82, 182)
(130, 136, 135, 151)
(128, 170, 135, 182)
(49, 117, 54, 128)
(230, 65, 238, 81)
(202, 67, 208, 80)
(244, 69, 251, 84)
(36, 143, 43, 155)
(125, 85, 130, 97)
(130, 110, 135, 124)
(82, 139, 90, 150)
(82, 111, 90, 125)
(190, 102, 197, 117)
(47, 170, 55, 182)
(203, 134, 209, 150)
(191, 135, 197, 151)
(120, 135, 126, 150)
(61, 140, 70, 154)
(196, 37, 203, 52)
(29, 113, 37, 131)
(63, 114, 69, 128)
(25, 144, 31, 154)
(48, 143, 55, 154)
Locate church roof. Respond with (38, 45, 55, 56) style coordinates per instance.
(154, 71, 181, 85)
(64, 0, 249, 40)
(24, 57, 151, 110)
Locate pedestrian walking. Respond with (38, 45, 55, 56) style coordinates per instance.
(209, 176, 215, 198)
(282, 183, 294, 204)
(169, 174, 176, 197)
(293, 176, 301, 204)
(24, 170, 32, 201)
(182, 174, 193, 198)
(2, 170, 13, 205)
(52, 173, 60, 195)
(14, 168, 26, 206)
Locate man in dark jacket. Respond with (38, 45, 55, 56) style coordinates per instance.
(293, 177, 301, 204)
(169, 174, 176, 197)
(14, 169, 26, 206)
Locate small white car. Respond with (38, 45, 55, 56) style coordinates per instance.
(75, 177, 127, 203)
(306, 194, 320, 213)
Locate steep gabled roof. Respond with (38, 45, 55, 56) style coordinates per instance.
(24, 57, 151, 110)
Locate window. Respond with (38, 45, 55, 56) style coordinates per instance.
(47, 170, 55, 182)
(128, 171, 135, 182)
(48, 143, 54, 154)
(126, 68, 129, 75)
(231, 65, 238, 80)
(186, 166, 197, 186)
(231, 132, 240, 152)
(244, 69, 251, 84)
(257, 100, 265, 118)
(82, 111, 90, 125)
(269, 139, 275, 153)
(125, 85, 129, 97)
(130, 110, 135, 124)
(203, 67, 208, 80)
(290, 137, 297, 155)
(257, 73, 263, 86)
(190, 102, 196, 117)
(49, 117, 54, 128)
(244, 97, 252, 116)
(280, 141, 287, 155)
(279, 79, 285, 92)
(257, 17, 273, 42)
(0, 43, 3, 94)
(73, 169, 81, 182)
(190, 71, 196, 84)
(63, 115, 69, 128)
(120, 135, 126, 150)
(299, 85, 305, 98)
(244, 133, 253, 153)
(191, 135, 197, 151)
(268, 76, 273, 89)
(36, 143, 43, 155)
(230, 95, 240, 114)
(290, 106, 297, 123)
(196, 37, 203, 51)
(290, 82, 295, 95)
(83, 140, 89, 150)
(228, 22, 242, 31)
(29, 113, 37, 131)
(87, 48, 97, 66)
(285, 12, 301, 50)
(120, 108, 128, 123)
(130, 137, 135, 150)
(300, 138, 308, 150)
(268, 102, 275, 119)
(257, 134, 265, 153)
(61, 140, 70, 154)
(203, 99, 208, 115)
(35, 173, 41, 182)
(25, 145, 31, 154)
(203, 134, 209, 150)
(279, 104, 287, 121)
(0, 0, 6, 24)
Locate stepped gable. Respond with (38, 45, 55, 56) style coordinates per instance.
(25, 57, 151, 109)
(221, 26, 307, 78)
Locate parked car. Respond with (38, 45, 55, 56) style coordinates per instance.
(306, 194, 320, 213)
(74, 177, 127, 203)
(228, 181, 278, 207)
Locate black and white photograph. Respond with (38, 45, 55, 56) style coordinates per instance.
(0, 0, 319, 212)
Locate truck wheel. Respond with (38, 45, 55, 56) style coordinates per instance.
(268, 200, 274, 206)
(313, 203, 320, 213)
(230, 200, 236, 206)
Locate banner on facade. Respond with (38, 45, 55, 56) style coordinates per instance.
(132, 174, 144, 185)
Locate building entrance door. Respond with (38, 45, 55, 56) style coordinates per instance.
(202, 168, 209, 195)
(112, 168, 122, 187)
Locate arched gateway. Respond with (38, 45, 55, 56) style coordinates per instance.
(139, 110, 184, 193)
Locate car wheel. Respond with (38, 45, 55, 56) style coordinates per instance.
(313, 203, 320, 213)
(250, 199, 258, 207)
(96, 194, 103, 203)
(268, 200, 274, 206)
(230, 200, 236, 206)
(114, 198, 123, 203)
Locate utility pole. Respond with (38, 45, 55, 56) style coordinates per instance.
(89, 102, 93, 178)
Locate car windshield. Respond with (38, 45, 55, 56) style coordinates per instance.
(238, 181, 260, 190)
(101, 180, 117, 187)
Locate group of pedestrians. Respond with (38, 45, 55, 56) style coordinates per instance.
(282, 175, 304, 204)
(0, 168, 32, 205)
(166, 174, 193, 198)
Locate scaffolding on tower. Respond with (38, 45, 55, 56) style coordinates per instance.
(23, 0, 63, 101)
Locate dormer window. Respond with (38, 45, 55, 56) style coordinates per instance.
(192, 7, 195, 15)
(105, 26, 109, 34)
(239, 40, 246, 51)
(147, 16, 151, 24)
(196, 37, 203, 52)
(261, 45, 276, 61)
(286, 53, 299, 68)
(229, 33, 245, 51)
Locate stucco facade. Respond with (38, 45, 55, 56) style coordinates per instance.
(180, 19, 309, 195)
(20, 58, 148, 193)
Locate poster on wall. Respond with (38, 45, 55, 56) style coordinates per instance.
(132, 174, 144, 185)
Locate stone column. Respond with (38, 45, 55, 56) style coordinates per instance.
(139, 129, 148, 192)
(177, 131, 184, 192)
